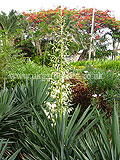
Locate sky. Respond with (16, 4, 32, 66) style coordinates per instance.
(0, 0, 120, 19)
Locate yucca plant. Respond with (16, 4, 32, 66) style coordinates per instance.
(0, 85, 32, 139)
(18, 104, 102, 160)
(0, 84, 34, 159)
(0, 139, 21, 160)
(0, 79, 51, 137)
(0, 79, 52, 159)
(74, 102, 120, 160)
(15, 79, 51, 107)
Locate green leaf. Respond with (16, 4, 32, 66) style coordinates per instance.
(65, 105, 80, 141)
(8, 148, 21, 160)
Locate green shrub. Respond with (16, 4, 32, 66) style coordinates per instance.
(7, 59, 55, 79)
(69, 77, 112, 117)
(70, 59, 120, 72)
(84, 69, 119, 92)
(2, 59, 55, 88)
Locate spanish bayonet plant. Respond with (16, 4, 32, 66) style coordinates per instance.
(46, 7, 73, 117)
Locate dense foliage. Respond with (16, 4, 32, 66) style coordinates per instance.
(0, 6, 120, 160)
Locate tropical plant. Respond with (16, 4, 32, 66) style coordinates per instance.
(0, 86, 29, 139)
(73, 102, 120, 160)
(0, 10, 18, 36)
(18, 104, 101, 160)
(15, 78, 51, 107)
(0, 79, 51, 159)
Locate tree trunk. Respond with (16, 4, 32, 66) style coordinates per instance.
(36, 39, 42, 56)
(78, 49, 88, 61)
(114, 42, 119, 60)
(112, 40, 116, 60)
(43, 48, 47, 66)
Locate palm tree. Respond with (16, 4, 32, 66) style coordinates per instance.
(0, 10, 18, 35)
(0, 9, 19, 48)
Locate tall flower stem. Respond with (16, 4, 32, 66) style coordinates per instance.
(60, 10, 63, 117)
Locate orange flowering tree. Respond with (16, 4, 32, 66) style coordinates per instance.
(22, 6, 120, 60)
(71, 8, 120, 59)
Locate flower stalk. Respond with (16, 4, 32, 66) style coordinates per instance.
(60, 10, 63, 116)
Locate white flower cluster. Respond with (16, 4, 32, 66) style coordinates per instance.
(46, 102, 57, 113)
(92, 94, 97, 98)
(45, 72, 72, 118)
(84, 71, 88, 74)
(92, 94, 101, 98)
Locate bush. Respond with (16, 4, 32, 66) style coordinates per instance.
(70, 77, 112, 117)
(70, 59, 120, 72)
(84, 69, 119, 93)
(70, 78, 93, 113)
(2, 59, 55, 88)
